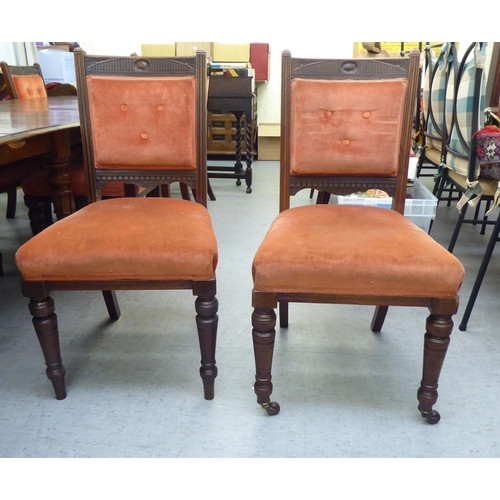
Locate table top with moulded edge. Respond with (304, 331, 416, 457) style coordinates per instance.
(0, 96, 79, 146)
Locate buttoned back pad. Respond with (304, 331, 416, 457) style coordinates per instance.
(12, 74, 47, 99)
(290, 78, 407, 177)
(86, 75, 196, 171)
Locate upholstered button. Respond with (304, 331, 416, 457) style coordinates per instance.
(363, 111, 371, 118)
(324, 110, 332, 118)
(157, 105, 164, 111)
(121, 104, 128, 111)
(141, 133, 148, 140)
(343, 139, 350, 146)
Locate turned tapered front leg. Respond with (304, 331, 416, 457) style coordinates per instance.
(28, 296, 66, 400)
(252, 308, 280, 415)
(195, 295, 218, 400)
(417, 313, 453, 424)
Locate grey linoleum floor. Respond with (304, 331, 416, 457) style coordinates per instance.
(1, 160, 499, 458)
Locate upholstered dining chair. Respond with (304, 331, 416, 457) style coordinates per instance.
(431, 42, 499, 332)
(0, 61, 47, 100)
(416, 43, 456, 182)
(251, 50, 465, 424)
(0, 60, 128, 234)
(434, 43, 495, 213)
(15, 49, 219, 401)
(0, 62, 49, 222)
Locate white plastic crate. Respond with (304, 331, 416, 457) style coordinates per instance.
(336, 179, 437, 233)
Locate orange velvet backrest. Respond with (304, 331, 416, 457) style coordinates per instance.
(11, 74, 47, 99)
(86, 75, 197, 171)
(290, 78, 408, 177)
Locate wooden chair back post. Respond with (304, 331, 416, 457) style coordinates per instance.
(279, 50, 420, 215)
(0, 61, 47, 99)
(74, 49, 207, 206)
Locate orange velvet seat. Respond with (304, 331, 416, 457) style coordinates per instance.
(15, 50, 218, 401)
(253, 204, 464, 297)
(16, 197, 217, 282)
(251, 50, 465, 424)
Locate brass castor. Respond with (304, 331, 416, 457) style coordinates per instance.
(246, 187, 252, 193)
(420, 409, 441, 424)
(236, 179, 242, 186)
(261, 401, 280, 416)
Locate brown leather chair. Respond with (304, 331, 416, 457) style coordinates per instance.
(251, 50, 465, 423)
(15, 49, 219, 401)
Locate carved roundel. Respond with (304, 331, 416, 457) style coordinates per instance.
(133, 58, 151, 72)
(340, 60, 359, 75)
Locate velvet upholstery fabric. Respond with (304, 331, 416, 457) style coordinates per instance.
(16, 198, 218, 281)
(290, 78, 407, 177)
(252, 204, 464, 297)
(86, 76, 197, 171)
(12, 74, 47, 99)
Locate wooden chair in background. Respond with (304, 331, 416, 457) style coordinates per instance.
(0, 60, 128, 235)
(0, 62, 47, 223)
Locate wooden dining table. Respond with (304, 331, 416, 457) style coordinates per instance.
(0, 96, 81, 219)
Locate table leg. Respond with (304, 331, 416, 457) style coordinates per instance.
(234, 111, 243, 186)
(48, 130, 75, 220)
(245, 118, 253, 193)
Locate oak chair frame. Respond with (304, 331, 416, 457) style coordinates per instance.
(252, 50, 460, 424)
(0, 61, 46, 99)
(0, 61, 48, 224)
(19, 50, 218, 401)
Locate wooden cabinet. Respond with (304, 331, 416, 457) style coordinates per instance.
(207, 112, 254, 155)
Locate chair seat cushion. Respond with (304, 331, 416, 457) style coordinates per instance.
(16, 198, 218, 281)
(252, 205, 464, 297)
(448, 169, 499, 196)
(423, 145, 442, 166)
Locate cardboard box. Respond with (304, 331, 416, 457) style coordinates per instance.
(353, 42, 444, 58)
(37, 49, 75, 84)
(176, 42, 213, 58)
(258, 137, 280, 160)
(213, 43, 250, 63)
(141, 44, 176, 56)
(257, 123, 280, 160)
